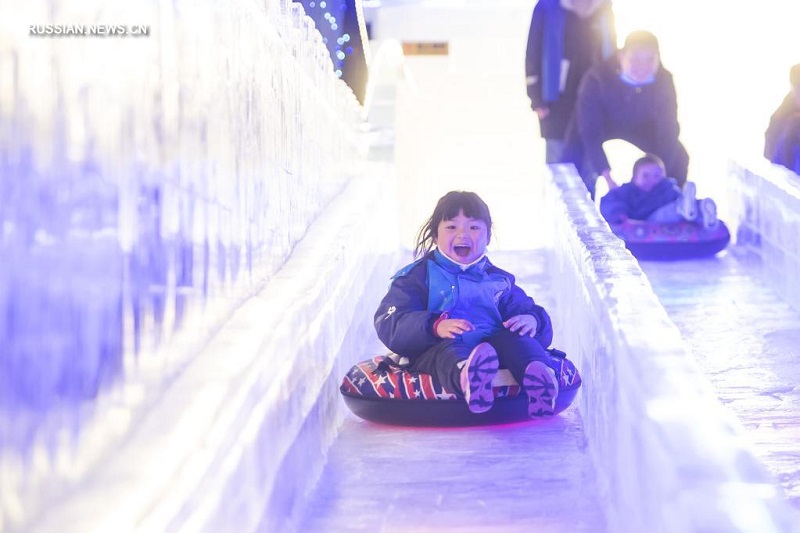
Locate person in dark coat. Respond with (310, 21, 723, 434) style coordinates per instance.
(374, 191, 559, 417)
(764, 64, 800, 174)
(525, 0, 616, 163)
(562, 30, 689, 197)
(600, 153, 717, 229)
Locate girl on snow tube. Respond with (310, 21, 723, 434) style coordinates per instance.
(341, 190, 581, 426)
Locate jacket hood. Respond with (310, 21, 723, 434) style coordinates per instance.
(560, 0, 607, 18)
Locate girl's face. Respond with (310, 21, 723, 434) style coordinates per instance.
(632, 162, 665, 192)
(435, 210, 489, 264)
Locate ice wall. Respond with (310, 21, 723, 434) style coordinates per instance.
(31, 174, 397, 533)
(543, 165, 799, 533)
(0, 1, 369, 531)
(728, 157, 800, 312)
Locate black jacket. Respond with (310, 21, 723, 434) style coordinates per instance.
(570, 56, 682, 174)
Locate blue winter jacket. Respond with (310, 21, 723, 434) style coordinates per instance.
(374, 250, 553, 358)
(599, 178, 680, 223)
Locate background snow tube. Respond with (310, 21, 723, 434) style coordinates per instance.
(611, 220, 730, 261)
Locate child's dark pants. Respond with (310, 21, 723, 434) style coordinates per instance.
(409, 328, 551, 395)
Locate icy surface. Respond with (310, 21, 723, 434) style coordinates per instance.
(641, 249, 800, 511)
(541, 165, 798, 533)
(297, 165, 800, 533)
(300, 250, 609, 533)
(721, 156, 800, 509)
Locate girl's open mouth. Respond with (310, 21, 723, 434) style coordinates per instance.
(453, 244, 471, 258)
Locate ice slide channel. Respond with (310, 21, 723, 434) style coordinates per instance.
(296, 165, 800, 533)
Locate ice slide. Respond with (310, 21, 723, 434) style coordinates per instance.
(4, 0, 800, 530)
(294, 165, 800, 533)
(642, 159, 800, 511)
(643, 249, 800, 509)
(301, 249, 608, 533)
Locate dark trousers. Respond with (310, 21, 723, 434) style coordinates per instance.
(545, 139, 566, 164)
(409, 328, 550, 395)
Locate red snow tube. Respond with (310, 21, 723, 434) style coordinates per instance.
(339, 349, 581, 427)
(611, 220, 730, 260)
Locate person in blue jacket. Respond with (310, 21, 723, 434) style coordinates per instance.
(525, 0, 616, 163)
(374, 191, 559, 417)
(600, 153, 717, 228)
(562, 30, 689, 197)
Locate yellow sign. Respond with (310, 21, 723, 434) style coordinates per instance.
(402, 42, 449, 56)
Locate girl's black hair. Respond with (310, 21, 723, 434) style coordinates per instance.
(413, 191, 493, 258)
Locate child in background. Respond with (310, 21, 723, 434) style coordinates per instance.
(600, 153, 718, 228)
(374, 191, 559, 417)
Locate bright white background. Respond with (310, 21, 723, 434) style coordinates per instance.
(609, 0, 800, 204)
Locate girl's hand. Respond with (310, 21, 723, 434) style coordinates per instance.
(436, 318, 475, 339)
(503, 314, 538, 337)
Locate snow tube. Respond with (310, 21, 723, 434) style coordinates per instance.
(340, 348, 581, 427)
(610, 220, 730, 260)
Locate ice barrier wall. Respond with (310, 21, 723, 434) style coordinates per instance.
(728, 157, 800, 312)
(544, 165, 799, 533)
(0, 1, 395, 531)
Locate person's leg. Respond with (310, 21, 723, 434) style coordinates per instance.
(646, 201, 683, 223)
(545, 139, 566, 164)
(580, 156, 600, 200)
(487, 329, 558, 416)
(677, 181, 697, 220)
(560, 129, 598, 197)
(461, 343, 499, 413)
(651, 195, 718, 229)
(410, 340, 470, 394)
(410, 340, 498, 413)
(700, 198, 718, 229)
(675, 181, 718, 228)
(485, 329, 547, 380)
(663, 142, 690, 189)
(565, 148, 598, 198)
